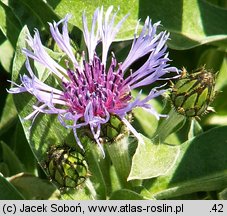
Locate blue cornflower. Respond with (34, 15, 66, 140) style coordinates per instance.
(8, 6, 179, 155)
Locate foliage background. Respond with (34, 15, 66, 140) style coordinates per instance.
(0, 0, 227, 200)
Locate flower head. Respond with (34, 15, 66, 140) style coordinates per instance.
(9, 6, 179, 155)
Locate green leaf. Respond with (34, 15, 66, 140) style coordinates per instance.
(215, 54, 227, 91)
(5, 0, 58, 31)
(0, 94, 17, 132)
(60, 185, 94, 200)
(47, 0, 227, 49)
(133, 185, 154, 199)
(85, 142, 107, 199)
(109, 189, 144, 200)
(198, 48, 225, 75)
(11, 25, 27, 82)
(4, 0, 227, 51)
(218, 188, 227, 200)
(0, 1, 22, 46)
(13, 123, 36, 174)
(108, 165, 121, 193)
(0, 38, 14, 72)
(0, 86, 35, 175)
(144, 126, 227, 199)
(0, 94, 17, 136)
(206, 116, 227, 127)
(206, 0, 227, 8)
(9, 173, 60, 200)
(128, 134, 180, 181)
(0, 174, 24, 200)
(0, 141, 24, 176)
(0, 162, 9, 176)
(139, 0, 227, 49)
(47, 0, 139, 41)
(106, 135, 136, 188)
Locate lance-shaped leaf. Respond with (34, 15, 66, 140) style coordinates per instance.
(0, 174, 24, 200)
(140, 0, 227, 49)
(144, 126, 227, 199)
(128, 134, 180, 181)
(47, 0, 227, 49)
(46, 0, 139, 40)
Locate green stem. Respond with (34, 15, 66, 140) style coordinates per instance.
(106, 136, 132, 189)
(153, 108, 186, 143)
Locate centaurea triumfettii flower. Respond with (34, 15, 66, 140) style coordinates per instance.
(9, 6, 179, 155)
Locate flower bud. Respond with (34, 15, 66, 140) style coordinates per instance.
(100, 114, 131, 143)
(171, 67, 216, 118)
(46, 145, 88, 189)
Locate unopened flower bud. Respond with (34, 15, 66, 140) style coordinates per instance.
(171, 67, 216, 118)
(46, 145, 88, 189)
(100, 114, 132, 143)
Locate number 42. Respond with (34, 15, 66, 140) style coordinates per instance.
(211, 204, 223, 212)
